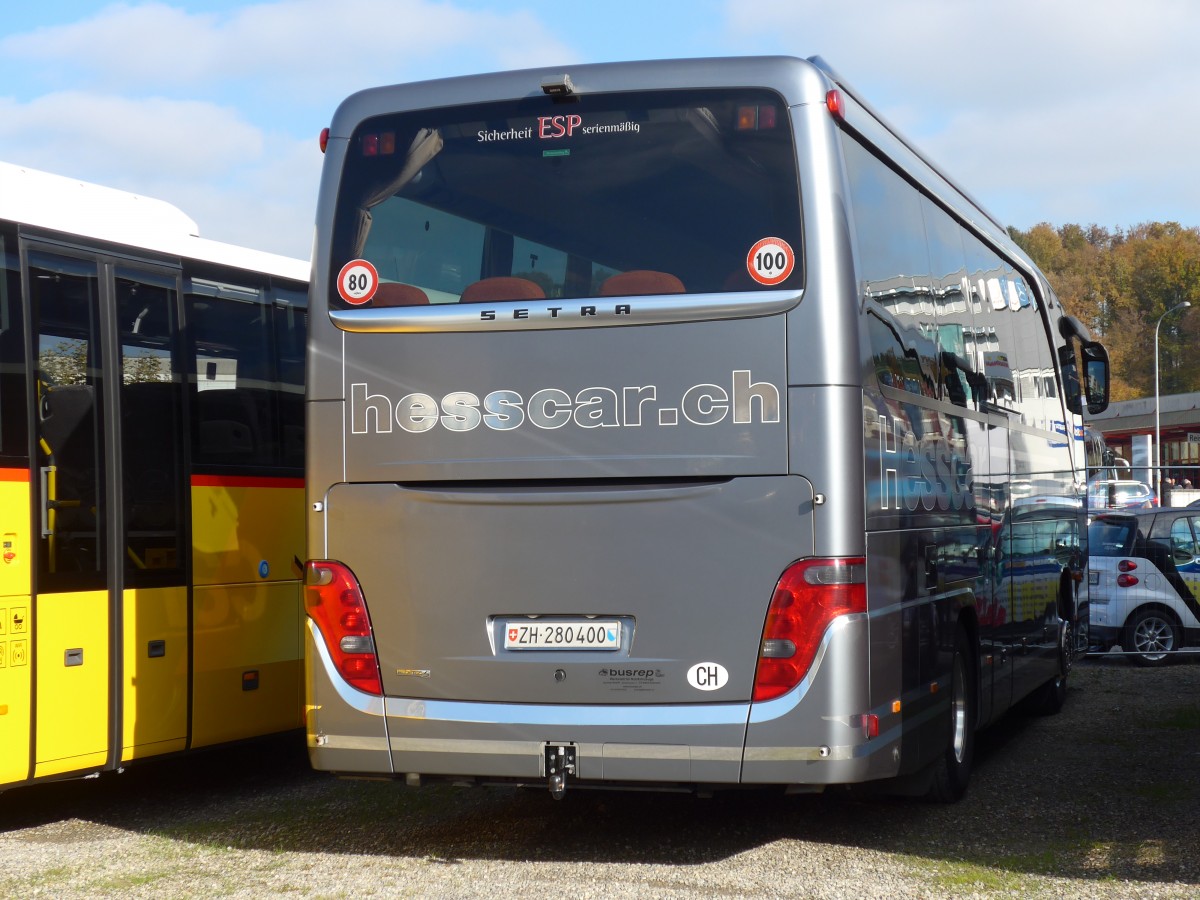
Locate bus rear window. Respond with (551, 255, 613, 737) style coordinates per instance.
(1088, 516, 1137, 556)
(329, 88, 802, 311)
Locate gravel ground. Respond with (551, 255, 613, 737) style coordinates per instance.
(1, 654, 1197, 899)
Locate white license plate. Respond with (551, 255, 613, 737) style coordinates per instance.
(504, 620, 621, 650)
(1089, 571, 1099, 585)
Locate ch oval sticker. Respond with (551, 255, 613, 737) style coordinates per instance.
(686, 661, 729, 691)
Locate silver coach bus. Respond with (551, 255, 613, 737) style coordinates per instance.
(304, 56, 1110, 801)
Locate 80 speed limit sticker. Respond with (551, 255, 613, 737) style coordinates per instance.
(746, 237, 795, 286)
(337, 259, 379, 305)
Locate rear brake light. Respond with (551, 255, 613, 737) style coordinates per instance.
(1118, 560, 1137, 572)
(305, 560, 382, 695)
(753, 557, 866, 701)
(1117, 573, 1139, 588)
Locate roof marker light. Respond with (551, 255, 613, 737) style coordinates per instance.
(319, 127, 329, 154)
(826, 89, 845, 121)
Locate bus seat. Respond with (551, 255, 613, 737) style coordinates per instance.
(373, 282, 430, 307)
(600, 270, 685, 296)
(460, 276, 545, 304)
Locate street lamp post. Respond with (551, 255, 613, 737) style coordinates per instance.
(1155, 300, 1191, 503)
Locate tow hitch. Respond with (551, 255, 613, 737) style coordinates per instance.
(544, 743, 577, 799)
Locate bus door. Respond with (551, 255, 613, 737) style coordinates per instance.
(27, 245, 188, 780)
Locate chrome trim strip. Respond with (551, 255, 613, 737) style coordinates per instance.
(309, 733, 390, 752)
(330, 289, 802, 333)
(742, 743, 858, 762)
(383, 694, 750, 727)
(386, 736, 742, 763)
(743, 724, 900, 763)
(867, 586, 973, 621)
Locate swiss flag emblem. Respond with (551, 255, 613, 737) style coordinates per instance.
(508, 628, 518, 641)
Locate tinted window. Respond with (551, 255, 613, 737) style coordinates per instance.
(272, 282, 307, 470)
(330, 88, 802, 308)
(844, 138, 937, 398)
(1168, 516, 1198, 562)
(117, 267, 185, 584)
(1088, 517, 1136, 556)
(0, 226, 27, 467)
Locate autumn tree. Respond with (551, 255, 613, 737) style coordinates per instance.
(1010, 221, 1200, 401)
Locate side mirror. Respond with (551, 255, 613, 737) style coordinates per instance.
(1058, 340, 1110, 415)
(1058, 344, 1081, 415)
(1082, 341, 1110, 415)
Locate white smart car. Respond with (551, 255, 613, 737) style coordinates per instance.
(1087, 509, 1200, 665)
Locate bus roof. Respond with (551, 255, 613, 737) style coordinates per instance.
(0, 160, 310, 283)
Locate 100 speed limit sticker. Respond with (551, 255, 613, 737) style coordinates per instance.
(337, 259, 379, 305)
(746, 237, 795, 286)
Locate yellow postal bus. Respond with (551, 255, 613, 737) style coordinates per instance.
(0, 161, 308, 790)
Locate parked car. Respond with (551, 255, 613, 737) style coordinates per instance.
(1087, 508, 1200, 665)
(1087, 479, 1157, 512)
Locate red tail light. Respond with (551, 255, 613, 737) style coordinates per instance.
(1117, 573, 1139, 588)
(753, 557, 867, 701)
(305, 560, 382, 695)
(1118, 560, 1137, 572)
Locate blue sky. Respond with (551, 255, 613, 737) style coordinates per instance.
(2, 0, 1198, 260)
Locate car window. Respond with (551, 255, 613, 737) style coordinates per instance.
(1088, 517, 1136, 556)
(1172, 517, 1199, 562)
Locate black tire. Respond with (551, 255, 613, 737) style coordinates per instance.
(1074, 602, 1091, 656)
(927, 627, 976, 803)
(1125, 607, 1180, 667)
(1023, 621, 1070, 716)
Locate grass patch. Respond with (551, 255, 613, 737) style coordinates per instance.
(95, 870, 170, 891)
(910, 858, 1034, 893)
(26, 865, 77, 888)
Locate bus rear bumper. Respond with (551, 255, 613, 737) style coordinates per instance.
(305, 619, 896, 788)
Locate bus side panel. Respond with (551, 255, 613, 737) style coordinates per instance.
(864, 530, 973, 777)
(191, 478, 305, 587)
(121, 586, 188, 760)
(191, 582, 303, 746)
(34, 590, 108, 777)
(190, 479, 305, 747)
(0, 473, 32, 786)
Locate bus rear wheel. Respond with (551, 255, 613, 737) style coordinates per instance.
(927, 627, 975, 803)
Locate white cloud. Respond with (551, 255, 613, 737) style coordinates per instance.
(0, 90, 313, 255)
(2, 1, 579, 102)
(720, 0, 1200, 227)
(0, 91, 261, 184)
(169, 133, 323, 259)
